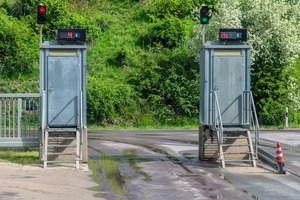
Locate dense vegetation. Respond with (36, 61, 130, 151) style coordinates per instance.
(0, 0, 300, 127)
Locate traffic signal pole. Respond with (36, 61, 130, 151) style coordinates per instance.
(40, 25, 43, 46)
(202, 25, 205, 44)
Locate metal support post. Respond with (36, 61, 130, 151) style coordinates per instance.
(202, 25, 205, 44)
(76, 129, 80, 169)
(43, 129, 48, 168)
(82, 126, 88, 162)
(198, 126, 204, 160)
(0, 100, 2, 137)
(285, 107, 288, 129)
(39, 25, 43, 46)
(17, 98, 22, 138)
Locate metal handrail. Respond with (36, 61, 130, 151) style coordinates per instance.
(249, 91, 260, 159)
(244, 90, 260, 157)
(250, 92, 259, 141)
(210, 91, 224, 145)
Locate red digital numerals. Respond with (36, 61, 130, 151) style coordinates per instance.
(220, 32, 229, 39)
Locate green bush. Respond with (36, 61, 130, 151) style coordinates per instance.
(127, 46, 199, 125)
(144, 0, 200, 20)
(87, 76, 138, 125)
(137, 0, 198, 49)
(144, 16, 187, 48)
(284, 108, 300, 125)
(2, 0, 101, 42)
(251, 62, 289, 125)
(259, 100, 286, 126)
(0, 8, 39, 78)
(0, 0, 101, 78)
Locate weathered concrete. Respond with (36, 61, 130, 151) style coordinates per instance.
(0, 163, 101, 200)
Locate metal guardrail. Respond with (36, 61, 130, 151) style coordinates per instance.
(258, 143, 300, 177)
(258, 147, 277, 168)
(0, 94, 40, 148)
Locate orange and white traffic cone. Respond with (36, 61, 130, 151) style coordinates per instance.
(276, 141, 286, 174)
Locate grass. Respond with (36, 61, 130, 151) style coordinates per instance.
(87, 159, 104, 198)
(0, 150, 41, 165)
(259, 123, 300, 130)
(87, 148, 156, 198)
(102, 157, 127, 194)
(88, 146, 127, 195)
(88, 123, 199, 130)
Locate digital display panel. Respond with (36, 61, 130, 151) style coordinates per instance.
(219, 28, 247, 42)
(59, 32, 81, 39)
(58, 28, 86, 44)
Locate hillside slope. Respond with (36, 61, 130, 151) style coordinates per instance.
(2, 0, 300, 127)
(0, 0, 201, 127)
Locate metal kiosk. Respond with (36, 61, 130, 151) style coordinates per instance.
(40, 29, 87, 168)
(199, 29, 259, 168)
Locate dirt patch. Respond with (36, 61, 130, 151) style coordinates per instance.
(0, 162, 103, 200)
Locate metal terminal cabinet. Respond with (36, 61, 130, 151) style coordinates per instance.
(39, 41, 87, 168)
(199, 41, 258, 168)
(200, 41, 251, 127)
(40, 41, 86, 128)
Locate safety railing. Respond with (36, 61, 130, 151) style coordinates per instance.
(243, 90, 260, 157)
(210, 91, 224, 145)
(0, 94, 40, 148)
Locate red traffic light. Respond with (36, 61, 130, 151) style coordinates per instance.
(37, 4, 46, 24)
(38, 6, 46, 14)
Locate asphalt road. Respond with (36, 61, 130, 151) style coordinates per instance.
(88, 130, 300, 200)
(225, 130, 300, 200)
(258, 130, 300, 176)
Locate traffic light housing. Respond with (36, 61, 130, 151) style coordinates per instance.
(37, 4, 46, 24)
(200, 6, 210, 24)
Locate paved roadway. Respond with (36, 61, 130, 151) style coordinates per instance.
(88, 130, 300, 200)
(258, 130, 300, 176)
(215, 130, 300, 200)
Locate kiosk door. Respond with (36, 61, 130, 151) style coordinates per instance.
(212, 50, 245, 126)
(47, 52, 80, 127)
